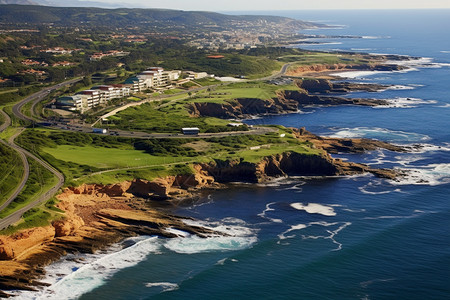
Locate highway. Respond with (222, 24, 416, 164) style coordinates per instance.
(0, 78, 80, 230)
(0, 129, 30, 213)
(0, 66, 289, 230)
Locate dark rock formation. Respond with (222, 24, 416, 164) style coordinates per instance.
(296, 78, 389, 93)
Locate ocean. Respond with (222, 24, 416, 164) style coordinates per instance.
(15, 10, 450, 300)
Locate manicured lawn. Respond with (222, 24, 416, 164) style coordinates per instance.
(0, 143, 24, 207)
(43, 145, 193, 169)
(236, 143, 320, 163)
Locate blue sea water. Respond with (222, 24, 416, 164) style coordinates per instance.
(16, 10, 450, 300)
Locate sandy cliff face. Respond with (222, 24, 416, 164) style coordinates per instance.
(0, 226, 56, 260)
(285, 63, 406, 76)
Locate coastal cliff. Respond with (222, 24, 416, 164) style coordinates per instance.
(285, 63, 406, 76)
(189, 79, 390, 119)
(0, 130, 403, 296)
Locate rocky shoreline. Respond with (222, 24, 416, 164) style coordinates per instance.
(0, 127, 408, 297)
(0, 58, 414, 297)
(189, 78, 395, 120)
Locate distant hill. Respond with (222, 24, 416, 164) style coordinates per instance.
(0, 4, 320, 31)
(34, 0, 129, 9)
(0, 0, 37, 4)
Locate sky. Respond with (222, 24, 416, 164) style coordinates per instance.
(80, 0, 450, 11)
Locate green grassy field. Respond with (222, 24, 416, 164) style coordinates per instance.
(0, 158, 58, 219)
(105, 82, 298, 133)
(42, 145, 196, 169)
(280, 52, 370, 71)
(187, 82, 299, 104)
(0, 143, 24, 207)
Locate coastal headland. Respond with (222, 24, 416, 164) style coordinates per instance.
(0, 50, 418, 297)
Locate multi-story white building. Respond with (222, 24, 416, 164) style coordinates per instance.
(77, 90, 101, 108)
(124, 76, 147, 93)
(136, 68, 181, 89)
(57, 67, 184, 112)
(55, 95, 87, 112)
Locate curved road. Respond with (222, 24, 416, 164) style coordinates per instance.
(93, 63, 293, 125)
(0, 67, 288, 229)
(0, 78, 80, 230)
(0, 129, 30, 213)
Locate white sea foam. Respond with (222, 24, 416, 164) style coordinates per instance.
(342, 208, 367, 213)
(391, 163, 450, 186)
(13, 236, 162, 300)
(437, 103, 450, 108)
(13, 217, 258, 298)
(164, 228, 190, 237)
(358, 182, 403, 195)
(164, 235, 257, 254)
(145, 282, 179, 292)
(278, 224, 308, 240)
(164, 218, 258, 254)
(327, 127, 430, 143)
(215, 258, 239, 266)
(363, 209, 436, 220)
(258, 202, 283, 223)
(386, 57, 450, 69)
(362, 36, 381, 39)
(376, 97, 437, 109)
(291, 203, 337, 216)
(385, 85, 416, 90)
(332, 66, 417, 79)
(279, 221, 351, 251)
(405, 142, 450, 154)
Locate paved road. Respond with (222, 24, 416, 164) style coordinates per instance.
(52, 123, 276, 139)
(0, 68, 287, 229)
(0, 129, 30, 213)
(0, 79, 80, 230)
(0, 108, 11, 132)
(13, 78, 81, 122)
(93, 63, 292, 124)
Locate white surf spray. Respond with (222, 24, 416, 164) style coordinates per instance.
(258, 202, 283, 223)
(13, 236, 162, 300)
(291, 203, 337, 216)
(327, 127, 431, 143)
(278, 221, 351, 251)
(376, 97, 437, 109)
(164, 218, 258, 254)
(392, 163, 450, 186)
(145, 282, 179, 292)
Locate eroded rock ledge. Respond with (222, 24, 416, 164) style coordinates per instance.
(189, 79, 392, 119)
(0, 130, 405, 297)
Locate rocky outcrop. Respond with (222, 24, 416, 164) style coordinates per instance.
(200, 149, 397, 184)
(296, 78, 389, 93)
(190, 97, 299, 119)
(294, 127, 406, 154)
(0, 226, 56, 260)
(279, 90, 388, 107)
(189, 83, 390, 119)
(286, 63, 406, 76)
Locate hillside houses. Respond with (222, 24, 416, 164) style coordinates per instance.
(89, 50, 130, 61)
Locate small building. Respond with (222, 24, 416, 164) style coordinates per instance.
(182, 127, 200, 135)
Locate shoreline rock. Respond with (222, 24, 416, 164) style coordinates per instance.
(189, 78, 392, 120)
(0, 129, 406, 296)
